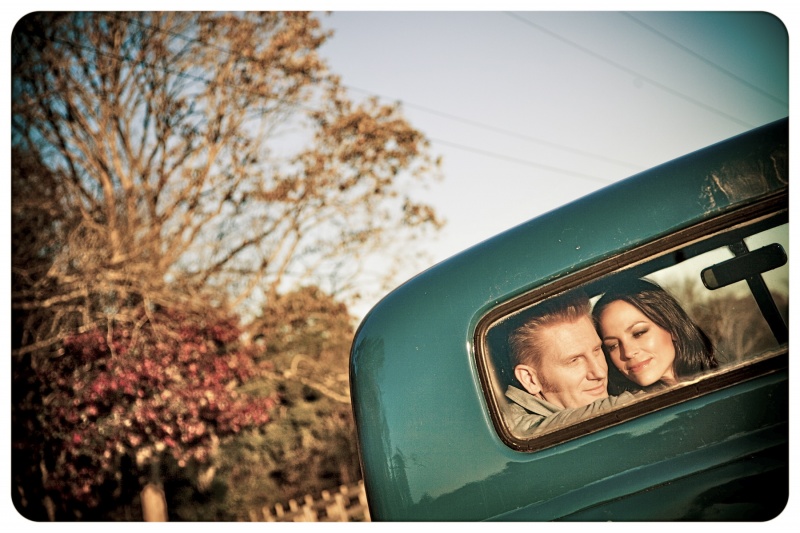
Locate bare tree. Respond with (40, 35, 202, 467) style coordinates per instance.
(11, 11, 443, 357)
(11, 11, 443, 519)
(667, 277, 784, 364)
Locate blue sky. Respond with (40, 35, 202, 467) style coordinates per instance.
(3, 5, 791, 318)
(312, 8, 789, 316)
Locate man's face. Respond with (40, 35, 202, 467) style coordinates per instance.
(534, 316, 609, 409)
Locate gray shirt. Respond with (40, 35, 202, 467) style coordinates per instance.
(504, 385, 638, 435)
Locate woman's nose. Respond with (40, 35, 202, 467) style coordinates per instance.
(619, 341, 638, 360)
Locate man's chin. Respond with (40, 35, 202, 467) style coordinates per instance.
(583, 385, 609, 402)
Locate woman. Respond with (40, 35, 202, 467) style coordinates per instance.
(592, 278, 717, 393)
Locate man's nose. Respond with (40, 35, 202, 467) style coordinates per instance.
(587, 354, 607, 378)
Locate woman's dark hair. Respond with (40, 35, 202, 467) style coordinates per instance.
(592, 278, 717, 393)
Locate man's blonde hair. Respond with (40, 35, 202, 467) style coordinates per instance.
(509, 291, 591, 369)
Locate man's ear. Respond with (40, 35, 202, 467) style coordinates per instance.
(514, 364, 542, 397)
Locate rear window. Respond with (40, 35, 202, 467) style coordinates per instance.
(477, 206, 788, 451)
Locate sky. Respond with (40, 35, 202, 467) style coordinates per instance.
(1, 1, 796, 528)
(310, 8, 790, 318)
(2, 5, 790, 318)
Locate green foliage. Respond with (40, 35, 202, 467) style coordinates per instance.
(197, 287, 361, 519)
(251, 285, 353, 369)
(210, 384, 360, 520)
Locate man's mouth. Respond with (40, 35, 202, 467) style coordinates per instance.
(585, 382, 607, 396)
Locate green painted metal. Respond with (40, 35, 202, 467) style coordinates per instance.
(349, 118, 788, 521)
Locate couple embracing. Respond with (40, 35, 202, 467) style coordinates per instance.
(506, 279, 718, 434)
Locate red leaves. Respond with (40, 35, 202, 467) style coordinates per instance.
(37, 307, 277, 506)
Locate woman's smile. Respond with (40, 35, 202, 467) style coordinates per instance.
(599, 300, 677, 387)
(626, 358, 653, 374)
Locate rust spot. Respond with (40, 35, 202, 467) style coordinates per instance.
(700, 146, 787, 213)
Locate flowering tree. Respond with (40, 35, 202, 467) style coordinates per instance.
(32, 307, 275, 517)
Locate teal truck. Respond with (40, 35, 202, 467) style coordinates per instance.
(349, 118, 789, 521)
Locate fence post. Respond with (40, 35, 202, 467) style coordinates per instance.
(302, 494, 317, 522)
(244, 480, 371, 522)
(321, 490, 337, 521)
(357, 480, 370, 521)
(141, 483, 168, 522)
(334, 491, 348, 522)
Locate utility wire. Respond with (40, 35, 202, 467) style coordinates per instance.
(57, 14, 634, 183)
(109, 13, 643, 172)
(429, 137, 616, 185)
(344, 84, 642, 171)
(49, 14, 769, 185)
(505, 12, 756, 129)
(36, 33, 614, 184)
(621, 12, 787, 107)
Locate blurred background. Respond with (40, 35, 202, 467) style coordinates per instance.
(5, 5, 791, 523)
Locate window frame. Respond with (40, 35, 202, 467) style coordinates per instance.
(474, 192, 789, 453)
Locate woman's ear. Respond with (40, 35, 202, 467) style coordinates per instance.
(514, 364, 542, 397)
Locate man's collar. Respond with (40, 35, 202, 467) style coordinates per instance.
(505, 385, 563, 416)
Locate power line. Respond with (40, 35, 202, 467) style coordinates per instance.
(429, 137, 616, 185)
(621, 12, 787, 107)
(113, 12, 644, 173)
(344, 85, 642, 172)
(43, 29, 618, 185)
(504, 12, 756, 129)
(43, 14, 766, 187)
(65, 14, 635, 184)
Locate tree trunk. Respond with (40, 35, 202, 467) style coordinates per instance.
(141, 483, 168, 522)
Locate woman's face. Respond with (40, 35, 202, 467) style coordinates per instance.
(598, 300, 677, 387)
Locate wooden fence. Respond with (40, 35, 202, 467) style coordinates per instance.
(247, 480, 371, 522)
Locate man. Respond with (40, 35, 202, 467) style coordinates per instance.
(505, 291, 637, 435)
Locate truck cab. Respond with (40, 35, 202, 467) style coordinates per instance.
(349, 118, 788, 521)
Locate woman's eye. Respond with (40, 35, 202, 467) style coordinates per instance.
(605, 343, 618, 352)
(633, 329, 648, 338)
